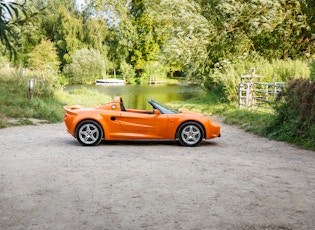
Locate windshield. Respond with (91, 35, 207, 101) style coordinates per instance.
(148, 99, 179, 114)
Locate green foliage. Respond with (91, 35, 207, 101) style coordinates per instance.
(265, 79, 315, 149)
(130, 2, 161, 72)
(299, 0, 315, 57)
(141, 61, 167, 84)
(27, 39, 60, 72)
(204, 58, 311, 102)
(153, 0, 211, 80)
(3, 0, 315, 82)
(251, 0, 311, 60)
(202, 0, 313, 63)
(28, 0, 86, 67)
(204, 59, 240, 102)
(310, 59, 315, 81)
(27, 39, 60, 79)
(120, 61, 136, 84)
(0, 55, 8, 68)
(0, 0, 28, 60)
(259, 59, 311, 81)
(56, 6, 84, 65)
(84, 18, 109, 52)
(63, 48, 105, 84)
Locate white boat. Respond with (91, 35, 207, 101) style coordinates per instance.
(96, 79, 125, 85)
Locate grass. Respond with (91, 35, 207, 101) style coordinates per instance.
(55, 87, 112, 107)
(0, 74, 62, 127)
(223, 109, 274, 135)
(0, 73, 110, 128)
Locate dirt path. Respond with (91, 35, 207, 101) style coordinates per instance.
(1, 120, 315, 229)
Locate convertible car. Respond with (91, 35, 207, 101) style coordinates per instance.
(64, 96, 220, 147)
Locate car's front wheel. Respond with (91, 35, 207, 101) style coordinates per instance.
(76, 120, 103, 146)
(178, 122, 204, 147)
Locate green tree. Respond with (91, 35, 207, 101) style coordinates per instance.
(55, 6, 84, 65)
(154, 0, 211, 80)
(130, 0, 161, 73)
(16, 2, 46, 65)
(27, 39, 60, 73)
(0, 0, 30, 60)
(27, 39, 60, 87)
(63, 48, 105, 84)
(200, 0, 312, 62)
(29, 0, 83, 67)
(84, 18, 109, 52)
(251, 0, 311, 60)
(197, 0, 314, 98)
(30, 0, 78, 41)
(82, 0, 136, 76)
(299, 0, 315, 57)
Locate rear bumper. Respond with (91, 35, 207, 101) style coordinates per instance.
(64, 114, 76, 137)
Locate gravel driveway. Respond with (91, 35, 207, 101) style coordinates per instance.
(1, 119, 315, 230)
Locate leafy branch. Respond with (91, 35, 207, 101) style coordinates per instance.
(0, 0, 39, 61)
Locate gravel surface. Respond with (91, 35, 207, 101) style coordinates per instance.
(1, 119, 315, 230)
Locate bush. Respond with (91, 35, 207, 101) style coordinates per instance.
(265, 79, 315, 149)
(120, 61, 136, 84)
(63, 48, 105, 84)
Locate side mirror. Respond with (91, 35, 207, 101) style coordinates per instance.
(153, 109, 161, 115)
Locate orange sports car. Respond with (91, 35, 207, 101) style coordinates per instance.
(64, 96, 220, 147)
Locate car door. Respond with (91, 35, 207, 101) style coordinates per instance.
(116, 110, 169, 139)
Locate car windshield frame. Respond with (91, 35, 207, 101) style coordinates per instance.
(148, 99, 179, 114)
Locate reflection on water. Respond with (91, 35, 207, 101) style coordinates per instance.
(65, 84, 205, 109)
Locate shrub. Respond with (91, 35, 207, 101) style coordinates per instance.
(63, 48, 105, 84)
(120, 61, 136, 84)
(265, 79, 315, 149)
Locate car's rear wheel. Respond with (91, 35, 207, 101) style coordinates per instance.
(178, 122, 204, 147)
(76, 120, 103, 146)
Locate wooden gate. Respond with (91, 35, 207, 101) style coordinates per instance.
(238, 82, 285, 113)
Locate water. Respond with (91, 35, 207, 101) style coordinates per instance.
(65, 84, 205, 109)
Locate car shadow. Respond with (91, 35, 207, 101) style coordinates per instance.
(100, 140, 219, 147)
(100, 140, 177, 146)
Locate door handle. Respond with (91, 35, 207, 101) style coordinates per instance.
(110, 116, 116, 121)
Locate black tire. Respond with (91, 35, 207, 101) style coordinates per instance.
(177, 121, 204, 147)
(75, 120, 103, 146)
